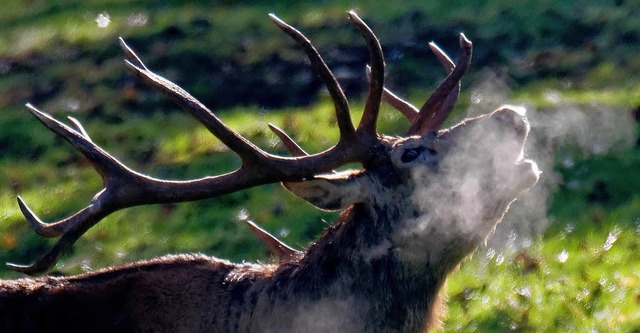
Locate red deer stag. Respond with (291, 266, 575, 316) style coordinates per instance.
(0, 12, 539, 333)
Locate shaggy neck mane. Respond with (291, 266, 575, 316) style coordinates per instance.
(278, 202, 448, 331)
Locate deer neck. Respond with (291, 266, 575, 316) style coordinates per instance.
(286, 197, 449, 331)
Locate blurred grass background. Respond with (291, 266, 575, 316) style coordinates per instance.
(1, 0, 639, 331)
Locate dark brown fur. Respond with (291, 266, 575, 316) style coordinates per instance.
(1, 207, 447, 332)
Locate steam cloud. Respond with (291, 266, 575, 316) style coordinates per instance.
(468, 70, 635, 252)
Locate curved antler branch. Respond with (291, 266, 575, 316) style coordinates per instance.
(415, 41, 460, 132)
(428, 42, 455, 73)
(268, 14, 355, 142)
(119, 38, 270, 164)
(245, 220, 302, 264)
(367, 36, 463, 128)
(366, 66, 419, 121)
(25, 104, 130, 181)
(8, 196, 113, 274)
(348, 11, 385, 137)
(268, 124, 308, 157)
(407, 33, 472, 135)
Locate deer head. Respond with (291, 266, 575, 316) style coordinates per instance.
(3, 11, 539, 333)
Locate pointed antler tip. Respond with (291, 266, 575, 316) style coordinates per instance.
(16, 196, 63, 238)
(16, 195, 26, 207)
(365, 65, 372, 78)
(6, 262, 48, 276)
(268, 13, 289, 29)
(24, 103, 38, 113)
(123, 59, 135, 68)
(119, 38, 148, 70)
(24, 104, 48, 120)
(123, 59, 146, 74)
(427, 42, 442, 54)
(5, 262, 28, 272)
(118, 37, 128, 49)
(459, 33, 472, 46)
(6, 255, 51, 275)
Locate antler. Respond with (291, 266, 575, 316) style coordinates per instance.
(9, 12, 388, 275)
(407, 33, 472, 135)
(366, 34, 472, 135)
(244, 220, 302, 264)
(10, 12, 473, 275)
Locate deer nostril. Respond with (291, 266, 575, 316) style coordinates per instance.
(493, 108, 529, 138)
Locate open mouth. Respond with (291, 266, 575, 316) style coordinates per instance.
(507, 110, 540, 192)
(513, 158, 541, 193)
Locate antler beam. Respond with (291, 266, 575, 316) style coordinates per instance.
(9, 12, 395, 275)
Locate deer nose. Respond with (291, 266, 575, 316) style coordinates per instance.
(492, 107, 529, 139)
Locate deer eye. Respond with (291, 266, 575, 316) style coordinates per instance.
(401, 148, 422, 163)
(400, 147, 438, 163)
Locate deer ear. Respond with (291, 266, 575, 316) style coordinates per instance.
(282, 172, 367, 211)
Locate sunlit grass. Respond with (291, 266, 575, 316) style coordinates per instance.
(447, 204, 640, 331)
(514, 84, 640, 109)
(513, 62, 640, 108)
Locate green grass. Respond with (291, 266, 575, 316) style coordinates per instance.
(1, 1, 640, 331)
(447, 198, 640, 331)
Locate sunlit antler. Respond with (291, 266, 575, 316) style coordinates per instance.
(369, 35, 470, 133)
(245, 220, 302, 264)
(408, 34, 472, 134)
(10, 12, 401, 275)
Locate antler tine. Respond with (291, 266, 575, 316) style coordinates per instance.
(268, 14, 355, 142)
(348, 11, 385, 137)
(119, 38, 268, 164)
(369, 41, 458, 124)
(268, 124, 308, 157)
(428, 42, 455, 73)
(7, 209, 109, 275)
(16, 196, 64, 238)
(407, 33, 472, 135)
(245, 220, 302, 264)
(419, 41, 460, 134)
(10, 192, 114, 274)
(25, 104, 127, 180)
(366, 66, 418, 121)
(67, 116, 93, 142)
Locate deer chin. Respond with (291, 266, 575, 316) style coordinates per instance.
(513, 158, 540, 194)
(500, 136, 540, 198)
